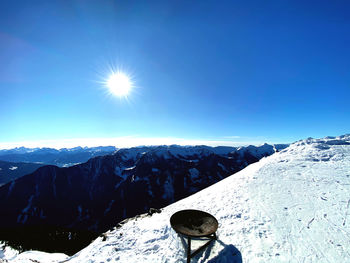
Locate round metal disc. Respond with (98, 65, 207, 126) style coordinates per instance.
(170, 209, 218, 237)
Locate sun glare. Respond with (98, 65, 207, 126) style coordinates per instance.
(106, 71, 132, 97)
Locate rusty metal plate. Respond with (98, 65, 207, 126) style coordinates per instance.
(170, 209, 218, 237)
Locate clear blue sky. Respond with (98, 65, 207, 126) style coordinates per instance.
(1, 0, 349, 149)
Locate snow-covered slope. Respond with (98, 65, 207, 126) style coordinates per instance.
(0, 242, 18, 261)
(4, 135, 350, 262)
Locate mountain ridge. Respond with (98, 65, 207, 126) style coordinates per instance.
(0, 146, 117, 167)
(61, 134, 350, 262)
(0, 143, 287, 255)
(0, 160, 45, 187)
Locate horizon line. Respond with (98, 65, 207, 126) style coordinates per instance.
(0, 136, 291, 150)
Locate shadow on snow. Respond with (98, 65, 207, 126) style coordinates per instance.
(177, 235, 242, 263)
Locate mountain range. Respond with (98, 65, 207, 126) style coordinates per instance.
(0, 143, 287, 254)
(1, 135, 349, 262)
(0, 146, 117, 167)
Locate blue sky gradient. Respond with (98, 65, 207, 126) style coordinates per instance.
(1, 0, 349, 148)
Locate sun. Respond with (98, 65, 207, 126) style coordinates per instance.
(106, 71, 132, 97)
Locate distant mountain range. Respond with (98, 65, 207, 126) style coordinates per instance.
(0, 146, 118, 187)
(0, 144, 288, 247)
(0, 146, 117, 167)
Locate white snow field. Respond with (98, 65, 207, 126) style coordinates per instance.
(3, 135, 350, 262)
(0, 242, 18, 261)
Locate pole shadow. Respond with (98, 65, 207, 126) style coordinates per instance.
(205, 241, 242, 263)
(177, 234, 242, 263)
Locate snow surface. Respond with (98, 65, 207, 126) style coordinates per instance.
(3, 135, 350, 262)
(2, 250, 68, 263)
(0, 242, 18, 261)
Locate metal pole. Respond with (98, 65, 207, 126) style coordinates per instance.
(187, 237, 191, 263)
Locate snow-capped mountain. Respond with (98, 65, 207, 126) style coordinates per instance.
(3, 134, 348, 263)
(0, 146, 117, 167)
(0, 161, 45, 186)
(0, 144, 284, 255)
